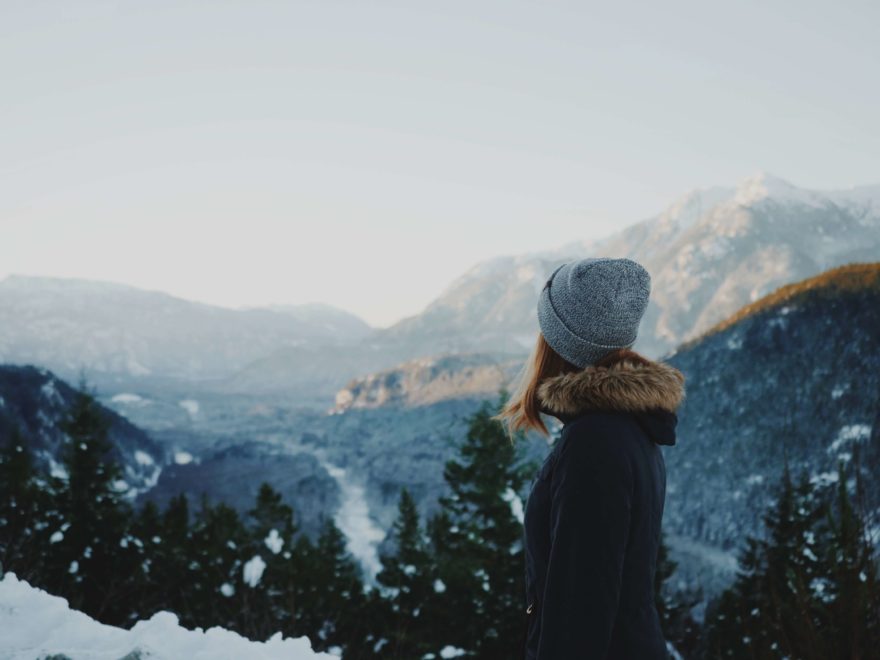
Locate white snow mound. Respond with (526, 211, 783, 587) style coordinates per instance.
(0, 572, 338, 659)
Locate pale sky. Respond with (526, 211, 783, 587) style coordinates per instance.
(2, 0, 878, 327)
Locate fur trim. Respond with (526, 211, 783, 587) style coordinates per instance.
(537, 356, 686, 416)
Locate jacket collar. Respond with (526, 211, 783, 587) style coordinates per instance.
(536, 354, 686, 445)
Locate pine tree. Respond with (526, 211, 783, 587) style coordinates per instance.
(295, 516, 372, 657)
(238, 483, 302, 640)
(185, 496, 250, 629)
(374, 487, 437, 659)
(425, 392, 533, 659)
(0, 427, 53, 580)
(655, 530, 703, 658)
(45, 380, 139, 625)
(705, 460, 822, 658)
(818, 448, 880, 655)
(142, 493, 193, 623)
(705, 453, 880, 659)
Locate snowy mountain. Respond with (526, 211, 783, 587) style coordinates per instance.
(662, 262, 880, 596)
(0, 275, 373, 384)
(0, 572, 336, 660)
(0, 365, 164, 495)
(368, 173, 880, 361)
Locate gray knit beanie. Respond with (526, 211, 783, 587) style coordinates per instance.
(537, 257, 651, 368)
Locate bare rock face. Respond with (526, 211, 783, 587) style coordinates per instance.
(332, 353, 525, 412)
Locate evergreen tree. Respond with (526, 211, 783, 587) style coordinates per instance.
(134, 493, 194, 623)
(0, 427, 54, 580)
(425, 393, 533, 659)
(185, 496, 251, 629)
(44, 380, 139, 625)
(238, 483, 302, 640)
(705, 454, 880, 659)
(655, 530, 703, 659)
(295, 516, 372, 657)
(374, 487, 437, 659)
(818, 448, 880, 655)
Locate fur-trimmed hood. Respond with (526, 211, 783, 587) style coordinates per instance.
(536, 355, 686, 444)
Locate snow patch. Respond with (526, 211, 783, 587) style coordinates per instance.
(810, 471, 840, 487)
(264, 529, 284, 555)
(174, 451, 194, 465)
(502, 487, 524, 524)
(243, 555, 267, 587)
(111, 393, 147, 405)
(179, 399, 200, 417)
(0, 572, 335, 658)
(734, 172, 825, 208)
(49, 457, 69, 481)
(827, 424, 871, 454)
(134, 450, 155, 466)
(40, 379, 63, 406)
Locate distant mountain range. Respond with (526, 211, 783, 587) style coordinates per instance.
(0, 275, 373, 397)
(1, 172, 878, 403)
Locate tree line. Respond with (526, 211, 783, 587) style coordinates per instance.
(1, 383, 878, 658)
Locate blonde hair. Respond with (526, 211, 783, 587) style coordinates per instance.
(493, 333, 580, 440)
(493, 333, 648, 441)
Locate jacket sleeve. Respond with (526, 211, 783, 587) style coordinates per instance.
(537, 430, 634, 658)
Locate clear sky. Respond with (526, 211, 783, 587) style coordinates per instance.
(2, 0, 878, 328)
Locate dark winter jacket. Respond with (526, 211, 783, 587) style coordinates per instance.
(523, 355, 685, 659)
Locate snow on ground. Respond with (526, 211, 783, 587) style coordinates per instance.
(827, 423, 872, 454)
(111, 393, 148, 405)
(0, 572, 337, 660)
(179, 399, 200, 417)
(318, 459, 387, 585)
(134, 450, 155, 466)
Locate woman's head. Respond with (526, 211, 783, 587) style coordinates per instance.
(493, 257, 653, 440)
(536, 257, 651, 368)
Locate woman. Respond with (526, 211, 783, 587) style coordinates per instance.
(495, 257, 686, 659)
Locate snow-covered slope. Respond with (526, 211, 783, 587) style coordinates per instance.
(0, 364, 164, 495)
(663, 262, 880, 596)
(0, 572, 337, 660)
(371, 172, 880, 360)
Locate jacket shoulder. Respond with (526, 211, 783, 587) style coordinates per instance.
(556, 412, 637, 475)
